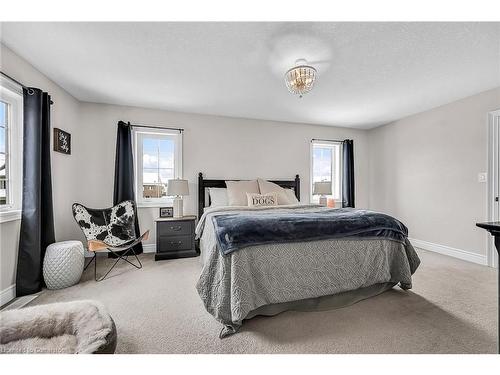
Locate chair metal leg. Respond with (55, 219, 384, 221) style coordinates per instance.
(122, 247, 142, 269)
(84, 254, 96, 271)
(132, 250, 143, 269)
(93, 246, 142, 281)
(96, 256, 122, 282)
(108, 248, 142, 269)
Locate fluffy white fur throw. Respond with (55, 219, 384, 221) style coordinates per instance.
(0, 300, 114, 354)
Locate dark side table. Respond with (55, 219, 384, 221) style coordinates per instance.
(155, 215, 198, 261)
(476, 221, 500, 353)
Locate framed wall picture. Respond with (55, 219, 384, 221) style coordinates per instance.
(159, 207, 174, 218)
(53, 128, 71, 154)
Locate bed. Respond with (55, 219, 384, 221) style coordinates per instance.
(195, 173, 420, 337)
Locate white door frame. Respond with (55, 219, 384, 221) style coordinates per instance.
(487, 109, 500, 268)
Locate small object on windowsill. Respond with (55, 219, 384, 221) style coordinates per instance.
(327, 198, 336, 208)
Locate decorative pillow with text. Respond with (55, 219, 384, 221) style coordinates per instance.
(246, 192, 278, 207)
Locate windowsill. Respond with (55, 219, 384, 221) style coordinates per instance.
(310, 198, 343, 203)
(310, 199, 343, 208)
(137, 201, 174, 209)
(0, 209, 22, 224)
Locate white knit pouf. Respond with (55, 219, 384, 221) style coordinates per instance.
(43, 241, 85, 290)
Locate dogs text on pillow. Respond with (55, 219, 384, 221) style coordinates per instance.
(246, 192, 278, 207)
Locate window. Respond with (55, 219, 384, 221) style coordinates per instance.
(311, 140, 342, 203)
(0, 77, 23, 222)
(0, 102, 7, 205)
(133, 128, 182, 206)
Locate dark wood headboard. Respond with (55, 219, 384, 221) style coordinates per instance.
(198, 173, 300, 219)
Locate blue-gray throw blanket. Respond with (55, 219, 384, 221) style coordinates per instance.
(212, 208, 409, 255)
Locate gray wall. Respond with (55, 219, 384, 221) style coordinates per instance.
(78, 102, 369, 247)
(1, 44, 81, 300)
(368, 87, 500, 257)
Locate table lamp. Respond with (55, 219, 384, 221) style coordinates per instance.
(313, 181, 332, 206)
(167, 179, 189, 218)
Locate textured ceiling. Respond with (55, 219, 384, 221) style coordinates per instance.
(1, 22, 499, 129)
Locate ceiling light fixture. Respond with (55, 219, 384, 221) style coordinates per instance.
(284, 59, 317, 98)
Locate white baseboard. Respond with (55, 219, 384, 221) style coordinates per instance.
(143, 244, 156, 253)
(0, 284, 16, 307)
(1, 294, 39, 311)
(409, 238, 488, 266)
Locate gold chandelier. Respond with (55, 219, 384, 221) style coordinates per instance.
(284, 59, 317, 98)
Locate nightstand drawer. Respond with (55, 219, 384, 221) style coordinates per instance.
(157, 221, 192, 236)
(158, 235, 193, 252)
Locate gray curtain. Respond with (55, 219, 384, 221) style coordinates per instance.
(16, 88, 55, 297)
(113, 121, 142, 254)
(342, 139, 355, 208)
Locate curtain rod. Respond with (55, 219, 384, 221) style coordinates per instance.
(0, 71, 26, 89)
(1, 70, 54, 105)
(119, 121, 183, 132)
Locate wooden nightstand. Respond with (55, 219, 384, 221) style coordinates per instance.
(155, 215, 198, 261)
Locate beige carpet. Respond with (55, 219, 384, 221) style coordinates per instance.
(28, 249, 497, 353)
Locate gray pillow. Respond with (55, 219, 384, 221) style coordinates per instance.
(257, 178, 298, 205)
(225, 180, 259, 206)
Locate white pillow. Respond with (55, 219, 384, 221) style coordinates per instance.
(284, 188, 299, 205)
(246, 192, 278, 207)
(208, 188, 228, 207)
(257, 178, 298, 205)
(225, 180, 260, 206)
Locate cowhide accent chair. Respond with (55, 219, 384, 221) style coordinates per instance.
(72, 200, 149, 281)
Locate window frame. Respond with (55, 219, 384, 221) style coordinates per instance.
(0, 77, 23, 223)
(310, 140, 342, 205)
(132, 127, 183, 208)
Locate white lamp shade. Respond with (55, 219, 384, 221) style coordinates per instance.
(313, 181, 332, 195)
(167, 179, 189, 196)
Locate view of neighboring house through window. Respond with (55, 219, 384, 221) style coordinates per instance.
(311, 140, 342, 204)
(143, 137, 175, 198)
(133, 128, 182, 206)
